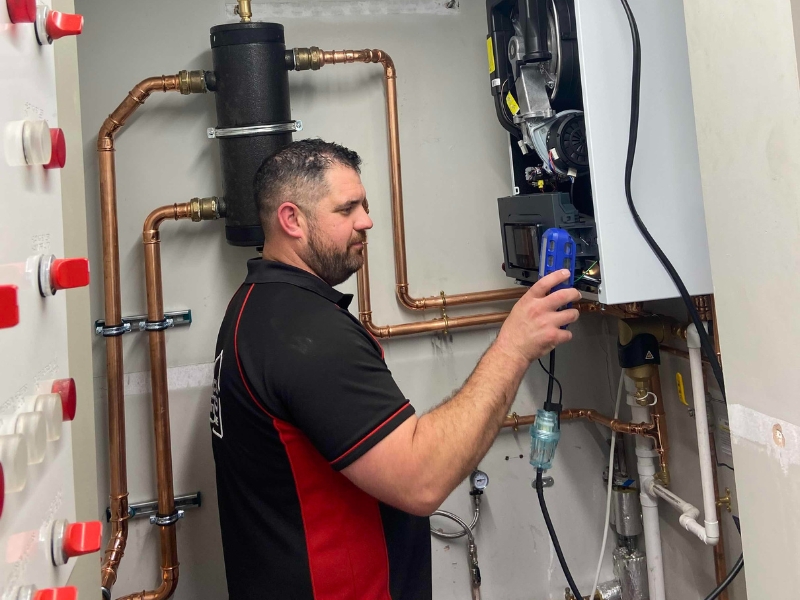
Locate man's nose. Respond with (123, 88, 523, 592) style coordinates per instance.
(356, 211, 373, 231)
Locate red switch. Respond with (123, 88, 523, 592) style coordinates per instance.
(6, 0, 35, 23)
(51, 258, 89, 291)
(45, 9, 82, 40)
(34, 587, 78, 600)
(0, 286, 19, 330)
(44, 128, 66, 170)
(64, 521, 102, 558)
(51, 378, 76, 422)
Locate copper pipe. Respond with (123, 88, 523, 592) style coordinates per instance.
(98, 73, 204, 596)
(649, 369, 671, 486)
(502, 410, 658, 440)
(116, 202, 198, 600)
(306, 48, 525, 312)
(709, 427, 730, 599)
(99, 75, 179, 594)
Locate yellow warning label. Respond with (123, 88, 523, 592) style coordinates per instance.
(676, 372, 688, 406)
(487, 37, 495, 74)
(506, 92, 520, 115)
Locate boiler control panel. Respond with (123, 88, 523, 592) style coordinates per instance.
(0, 1, 96, 596)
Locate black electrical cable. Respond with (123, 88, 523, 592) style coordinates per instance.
(704, 553, 744, 600)
(536, 468, 583, 599)
(617, 0, 725, 398)
(617, 0, 743, 596)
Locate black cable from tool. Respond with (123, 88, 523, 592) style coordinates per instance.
(617, 0, 743, 595)
(617, 0, 725, 398)
(536, 468, 583, 599)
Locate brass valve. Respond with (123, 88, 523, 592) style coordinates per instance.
(716, 488, 732, 513)
(190, 197, 220, 222)
(235, 0, 252, 22)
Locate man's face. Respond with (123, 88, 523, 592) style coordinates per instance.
(299, 164, 373, 287)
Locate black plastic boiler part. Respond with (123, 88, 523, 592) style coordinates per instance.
(210, 22, 294, 247)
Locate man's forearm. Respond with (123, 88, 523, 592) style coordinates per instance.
(411, 341, 530, 508)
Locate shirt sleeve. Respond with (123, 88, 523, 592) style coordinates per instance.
(270, 307, 415, 471)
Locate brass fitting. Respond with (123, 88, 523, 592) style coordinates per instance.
(626, 364, 656, 405)
(190, 197, 220, 222)
(178, 70, 207, 95)
(292, 47, 323, 71)
(235, 0, 252, 22)
(619, 316, 683, 346)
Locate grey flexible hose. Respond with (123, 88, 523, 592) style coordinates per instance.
(430, 504, 480, 539)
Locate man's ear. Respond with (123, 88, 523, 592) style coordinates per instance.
(275, 202, 307, 240)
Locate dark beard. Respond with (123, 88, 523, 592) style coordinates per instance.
(301, 225, 365, 287)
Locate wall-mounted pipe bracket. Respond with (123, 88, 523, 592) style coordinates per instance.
(150, 510, 185, 526)
(531, 476, 554, 489)
(96, 322, 132, 338)
(106, 492, 201, 522)
(95, 309, 192, 336)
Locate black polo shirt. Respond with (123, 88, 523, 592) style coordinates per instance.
(211, 259, 432, 600)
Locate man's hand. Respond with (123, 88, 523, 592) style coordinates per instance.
(494, 269, 581, 366)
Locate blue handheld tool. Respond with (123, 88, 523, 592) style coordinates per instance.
(538, 228, 576, 291)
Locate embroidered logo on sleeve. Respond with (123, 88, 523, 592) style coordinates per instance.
(210, 350, 224, 439)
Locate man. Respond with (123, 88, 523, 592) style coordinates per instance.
(211, 139, 580, 599)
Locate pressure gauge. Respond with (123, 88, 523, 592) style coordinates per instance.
(470, 470, 489, 491)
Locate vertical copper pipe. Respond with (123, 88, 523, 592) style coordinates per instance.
(116, 203, 193, 600)
(98, 74, 190, 596)
(709, 427, 730, 599)
(649, 368, 671, 486)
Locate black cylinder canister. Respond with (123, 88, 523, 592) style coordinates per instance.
(210, 22, 293, 247)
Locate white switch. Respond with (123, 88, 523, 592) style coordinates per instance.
(4, 119, 52, 167)
(23, 394, 62, 442)
(1, 413, 46, 465)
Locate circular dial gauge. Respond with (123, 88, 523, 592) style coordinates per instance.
(470, 470, 489, 490)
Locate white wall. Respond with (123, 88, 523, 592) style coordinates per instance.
(681, 0, 800, 595)
(74, 1, 740, 598)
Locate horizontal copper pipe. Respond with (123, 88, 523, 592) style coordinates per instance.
(502, 410, 655, 437)
(99, 74, 183, 595)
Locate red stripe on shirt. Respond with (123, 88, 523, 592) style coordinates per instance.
(274, 419, 392, 600)
(234, 284, 276, 419)
(331, 402, 411, 467)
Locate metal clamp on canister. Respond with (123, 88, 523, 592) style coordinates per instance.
(149, 510, 185, 526)
(207, 120, 303, 139)
(95, 322, 132, 337)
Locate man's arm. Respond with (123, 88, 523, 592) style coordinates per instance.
(342, 270, 581, 516)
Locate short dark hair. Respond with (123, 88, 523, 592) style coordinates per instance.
(253, 138, 362, 239)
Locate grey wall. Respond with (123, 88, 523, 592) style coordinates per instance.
(74, 1, 741, 598)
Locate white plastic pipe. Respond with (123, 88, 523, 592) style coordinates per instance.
(685, 324, 720, 546)
(646, 480, 718, 544)
(629, 392, 666, 600)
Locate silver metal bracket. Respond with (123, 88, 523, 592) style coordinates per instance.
(207, 120, 303, 139)
(150, 510, 185, 526)
(95, 322, 132, 337)
(532, 476, 555, 489)
(139, 318, 174, 332)
(95, 309, 192, 336)
(106, 492, 202, 522)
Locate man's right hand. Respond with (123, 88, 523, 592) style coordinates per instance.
(494, 269, 582, 366)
